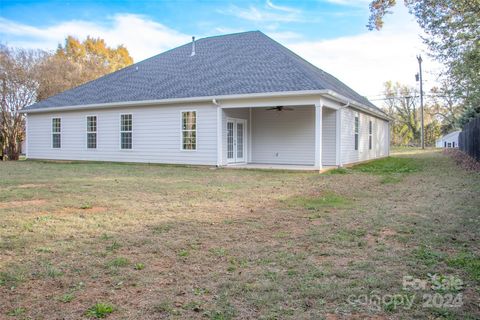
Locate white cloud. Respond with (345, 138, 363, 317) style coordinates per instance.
(218, 1, 302, 23)
(323, 0, 371, 7)
(266, 0, 300, 13)
(0, 14, 189, 62)
(285, 6, 441, 101)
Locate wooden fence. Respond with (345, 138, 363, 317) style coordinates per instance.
(459, 117, 480, 161)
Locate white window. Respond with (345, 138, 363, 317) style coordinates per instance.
(369, 120, 372, 150)
(120, 114, 132, 149)
(52, 118, 61, 148)
(354, 115, 359, 151)
(87, 116, 97, 149)
(182, 111, 196, 150)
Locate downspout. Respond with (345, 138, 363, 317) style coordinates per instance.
(213, 99, 222, 167)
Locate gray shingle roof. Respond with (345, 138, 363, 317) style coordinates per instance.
(25, 31, 382, 114)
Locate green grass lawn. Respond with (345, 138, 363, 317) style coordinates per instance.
(0, 151, 479, 319)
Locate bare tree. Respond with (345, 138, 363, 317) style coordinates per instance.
(428, 80, 463, 134)
(0, 45, 45, 160)
(383, 81, 421, 145)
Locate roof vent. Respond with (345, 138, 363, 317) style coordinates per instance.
(191, 36, 195, 56)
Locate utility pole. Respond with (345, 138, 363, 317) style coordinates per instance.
(416, 55, 425, 149)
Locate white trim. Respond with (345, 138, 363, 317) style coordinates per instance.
(226, 118, 234, 163)
(237, 119, 247, 163)
(248, 107, 252, 163)
(216, 107, 222, 166)
(86, 115, 98, 150)
(336, 109, 341, 166)
(25, 115, 29, 158)
(180, 110, 197, 151)
(354, 112, 359, 151)
(51, 116, 62, 149)
(368, 120, 373, 150)
(226, 117, 247, 164)
(22, 90, 390, 121)
(387, 122, 390, 156)
(314, 102, 323, 170)
(119, 113, 133, 150)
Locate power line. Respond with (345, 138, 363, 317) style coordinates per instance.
(368, 94, 448, 102)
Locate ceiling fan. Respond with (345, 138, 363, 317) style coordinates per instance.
(266, 106, 294, 111)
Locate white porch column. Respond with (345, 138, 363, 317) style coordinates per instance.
(25, 114, 29, 159)
(248, 107, 252, 163)
(314, 102, 323, 170)
(336, 108, 342, 166)
(216, 107, 223, 166)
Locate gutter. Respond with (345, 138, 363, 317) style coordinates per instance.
(21, 89, 391, 121)
(321, 90, 391, 121)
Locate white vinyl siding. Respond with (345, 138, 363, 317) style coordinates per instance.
(321, 107, 337, 166)
(27, 104, 218, 165)
(26, 100, 389, 167)
(341, 107, 389, 165)
(251, 106, 315, 165)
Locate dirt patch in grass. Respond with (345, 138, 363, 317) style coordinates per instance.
(16, 184, 47, 189)
(75, 206, 107, 214)
(366, 228, 398, 247)
(0, 199, 47, 209)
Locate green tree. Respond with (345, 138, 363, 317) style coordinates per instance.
(37, 36, 133, 101)
(368, 0, 480, 126)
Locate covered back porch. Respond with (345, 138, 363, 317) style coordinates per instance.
(216, 95, 343, 170)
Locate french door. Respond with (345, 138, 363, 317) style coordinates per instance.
(227, 118, 246, 163)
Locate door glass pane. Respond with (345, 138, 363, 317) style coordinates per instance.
(237, 122, 243, 158)
(227, 122, 234, 159)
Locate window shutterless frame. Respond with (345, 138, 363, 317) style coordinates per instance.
(181, 110, 197, 151)
(368, 120, 372, 150)
(51, 117, 61, 149)
(120, 114, 133, 150)
(86, 115, 97, 149)
(354, 114, 359, 151)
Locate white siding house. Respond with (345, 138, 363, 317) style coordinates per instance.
(23, 31, 390, 170)
(436, 131, 460, 148)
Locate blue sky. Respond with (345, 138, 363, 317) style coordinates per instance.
(0, 0, 436, 99)
(1, 0, 369, 39)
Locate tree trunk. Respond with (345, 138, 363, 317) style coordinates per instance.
(4, 131, 20, 160)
